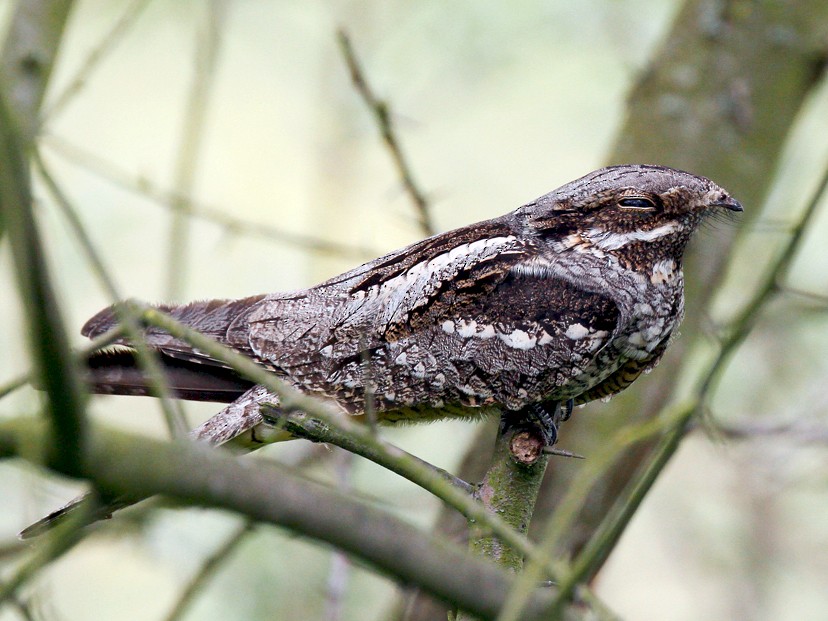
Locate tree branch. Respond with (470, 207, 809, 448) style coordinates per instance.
(0, 418, 554, 621)
(337, 29, 435, 236)
(0, 79, 87, 477)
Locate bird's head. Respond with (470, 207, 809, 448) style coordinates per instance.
(516, 164, 742, 268)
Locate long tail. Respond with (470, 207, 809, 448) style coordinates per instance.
(82, 295, 267, 402)
(84, 349, 254, 402)
(20, 385, 288, 539)
(19, 296, 282, 539)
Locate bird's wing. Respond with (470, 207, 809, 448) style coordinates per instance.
(246, 219, 526, 361)
(248, 223, 623, 410)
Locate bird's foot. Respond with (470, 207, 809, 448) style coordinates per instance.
(522, 399, 574, 446)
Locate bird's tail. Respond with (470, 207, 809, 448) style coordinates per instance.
(82, 295, 267, 402)
(18, 494, 134, 540)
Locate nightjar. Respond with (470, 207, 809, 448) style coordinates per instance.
(22, 164, 740, 536)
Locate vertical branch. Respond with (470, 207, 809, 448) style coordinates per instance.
(336, 29, 435, 237)
(0, 0, 75, 142)
(0, 0, 75, 239)
(456, 410, 554, 621)
(165, 0, 225, 300)
(34, 153, 189, 438)
(162, 520, 254, 621)
(0, 94, 86, 476)
(44, 0, 156, 120)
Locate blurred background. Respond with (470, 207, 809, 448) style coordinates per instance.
(1, 1, 828, 620)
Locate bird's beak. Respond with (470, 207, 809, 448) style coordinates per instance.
(711, 197, 743, 212)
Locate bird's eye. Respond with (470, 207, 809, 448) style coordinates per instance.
(618, 196, 657, 211)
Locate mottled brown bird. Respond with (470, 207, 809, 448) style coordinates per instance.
(22, 164, 741, 537)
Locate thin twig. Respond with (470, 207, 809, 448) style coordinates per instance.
(277, 408, 473, 494)
(336, 29, 435, 237)
(166, 0, 224, 300)
(41, 135, 374, 260)
(43, 0, 156, 120)
(699, 163, 828, 401)
(712, 420, 828, 445)
(775, 284, 828, 307)
(34, 151, 189, 438)
(163, 520, 254, 621)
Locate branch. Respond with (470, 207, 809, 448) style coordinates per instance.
(137, 306, 563, 583)
(0, 0, 75, 143)
(337, 29, 435, 236)
(0, 80, 87, 476)
(0, 418, 554, 621)
(41, 134, 375, 261)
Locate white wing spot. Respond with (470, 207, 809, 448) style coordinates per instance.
(477, 324, 496, 339)
(565, 323, 590, 340)
(498, 329, 537, 350)
(456, 320, 478, 338)
(441, 320, 455, 334)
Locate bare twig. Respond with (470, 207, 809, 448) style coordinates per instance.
(34, 151, 188, 438)
(166, 0, 225, 300)
(712, 420, 828, 445)
(277, 407, 474, 495)
(336, 29, 435, 237)
(0, 82, 86, 476)
(700, 163, 828, 401)
(41, 135, 375, 260)
(43, 0, 156, 120)
(163, 520, 254, 621)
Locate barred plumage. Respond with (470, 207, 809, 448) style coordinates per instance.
(22, 164, 741, 537)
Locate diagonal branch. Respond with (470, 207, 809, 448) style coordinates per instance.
(135, 305, 557, 581)
(41, 135, 375, 260)
(0, 417, 554, 621)
(337, 29, 435, 236)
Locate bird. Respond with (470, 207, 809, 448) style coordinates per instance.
(21, 164, 741, 537)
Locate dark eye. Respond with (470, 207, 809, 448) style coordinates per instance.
(618, 196, 657, 211)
